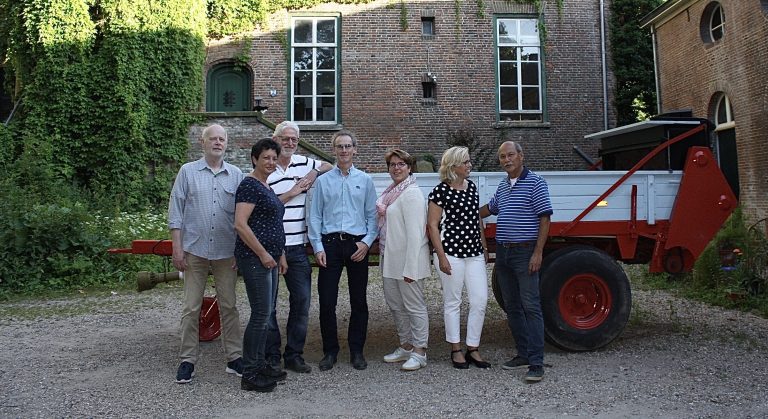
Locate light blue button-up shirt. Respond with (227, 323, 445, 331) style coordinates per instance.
(168, 158, 244, 260)
(308, 165, 378, 253)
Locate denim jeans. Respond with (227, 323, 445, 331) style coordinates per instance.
(266, 244, 312, 364)
(495, 245, 545, 366)
(318, 235, 369, 356)
(237, 254, 278, 374)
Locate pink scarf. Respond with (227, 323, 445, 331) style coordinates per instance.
(376, 175, 416, 252)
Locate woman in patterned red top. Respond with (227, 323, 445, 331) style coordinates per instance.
(427, 146, 491, 369)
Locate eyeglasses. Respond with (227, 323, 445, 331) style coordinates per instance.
(335, 144, 354, 150)
(280, 136, 299, 144)
(459, 160, 472, 166)
(388, 162, 408, 169)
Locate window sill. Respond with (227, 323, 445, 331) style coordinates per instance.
(297, 124, 344, 131)
(421, 98, 437, 106)
(493, 121, 551, 129)
(191, 111, 262, 117)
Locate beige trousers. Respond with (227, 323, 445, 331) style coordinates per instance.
(179, 253, 242, 364)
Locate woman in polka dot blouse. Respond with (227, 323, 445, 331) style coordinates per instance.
(427, 146, 491, 370)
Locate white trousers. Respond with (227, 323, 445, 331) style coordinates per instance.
(434, 254, 488, 347)
(382, 275, 429, 348)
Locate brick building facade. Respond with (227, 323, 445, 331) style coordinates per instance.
(190, 0, 616, 174)
(641, 0, 768, 225)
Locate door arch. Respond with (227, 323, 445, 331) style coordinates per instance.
(206, 63, 252, 112)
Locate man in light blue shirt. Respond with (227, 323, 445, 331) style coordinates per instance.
(308, 130, 378, 371)
(168, 124, 244, 383)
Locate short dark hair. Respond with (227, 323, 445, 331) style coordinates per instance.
(384, 148, 416, 172)
(251, 138, 281, 168)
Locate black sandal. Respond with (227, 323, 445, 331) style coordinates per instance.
(451, 349, 469, 369)
(466, 348, 491, 369)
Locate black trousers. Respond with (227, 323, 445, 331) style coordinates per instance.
(317, 234, 369, 355)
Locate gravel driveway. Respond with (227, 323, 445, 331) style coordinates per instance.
(2, 268, 767, 418)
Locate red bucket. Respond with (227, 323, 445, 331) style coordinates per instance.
(199, 296, 222, 342)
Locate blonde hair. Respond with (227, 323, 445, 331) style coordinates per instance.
(438, 146, 469, 183)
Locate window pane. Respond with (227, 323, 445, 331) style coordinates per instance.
(716, 96, 728, 124)
(294, 20, 312, 43)
(294, 48, 313, 70)
(498, 20, 517, 44)
(422, 19, 434, 35)
(522, 87, 540, 110)
(318, 97, 335, 121)
(711, 6, 723, 28)
(316, 48, 335, 70)
(294, 71, 313, 95)
(500, 87, 518, 111)
(521, 62, 539, 85)
(520, 47, 539, 61)
(520, 113, 542, 121)
(712, 26, 723, 41)
(293, 97, 313, 121)
(317, 71, 335, 95)
(499, 62, 518, 85)
(499, 47, 517, 61)
(519, 19, 539, 38)
(317, 19, 335, 43)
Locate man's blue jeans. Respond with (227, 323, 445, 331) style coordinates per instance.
(495, 245, 545, 367)
(237, 254, 278, 374)
(266, 244, 312, 364)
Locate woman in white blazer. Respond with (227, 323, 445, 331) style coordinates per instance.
(376, 149, 432, 371)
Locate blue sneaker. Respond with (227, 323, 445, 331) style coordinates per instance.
(226, 358, 244, 377)
(525, 365, 544, 382)
(176, 362, 194, 384)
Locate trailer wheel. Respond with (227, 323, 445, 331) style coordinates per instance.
(541, 246, 631, 351)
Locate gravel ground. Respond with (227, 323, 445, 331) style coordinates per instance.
(2, 267, 768, 418)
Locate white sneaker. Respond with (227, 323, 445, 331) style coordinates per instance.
(401, 352, 427, 371)
(383, 347, 412, 363)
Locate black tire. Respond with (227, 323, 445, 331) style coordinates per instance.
(541, 245, 631, 351)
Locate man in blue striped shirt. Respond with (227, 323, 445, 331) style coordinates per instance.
(480, 141, 552, 383)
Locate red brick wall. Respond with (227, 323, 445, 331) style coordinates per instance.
(196, 0, 615, 176)
(652, 0, 768, 223)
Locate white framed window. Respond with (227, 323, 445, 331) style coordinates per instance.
(290, 17, 339, 124)
(700, 2, 725, 44)
(714, 93, 734, 130)
(496, 17, 543, 122)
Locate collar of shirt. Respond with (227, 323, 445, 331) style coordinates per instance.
(193, 157, 231, 175)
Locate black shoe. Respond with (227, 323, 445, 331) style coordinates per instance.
(319, 353, 337, 371)
(351, 352, 368, 370)
(225, 357, 244, 377)
(260, 365, 287, 381)
(501, 355, 530, 370)
(451, 349, 469, 369)
(241, 373, 277, 392)
(176, 361, 195, 383)
(285, 357, 312, 373)
(466, 348, 491, 369)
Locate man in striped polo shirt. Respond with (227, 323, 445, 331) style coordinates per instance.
(480, 141, 553, 383)
(266, 121, 332, 374)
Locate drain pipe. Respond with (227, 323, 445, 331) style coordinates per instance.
(600, 0, 608, 130)
(651, 27, 661, 114)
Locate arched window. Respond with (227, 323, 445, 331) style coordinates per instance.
(206, 63, 252, 112)
(714, 93, 734, 128)
(711, 92, 739, 198)
(700, 2, 725, 44)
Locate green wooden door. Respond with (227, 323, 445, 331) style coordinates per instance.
(206, 65, 251, 112)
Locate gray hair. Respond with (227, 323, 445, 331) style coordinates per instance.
(273, 121, 300, 138)
(331, 130, 358, 147)
(201, 124, 227, 140)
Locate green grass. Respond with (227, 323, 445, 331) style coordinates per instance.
(626, 264, 768, 319)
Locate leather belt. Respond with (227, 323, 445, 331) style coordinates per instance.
(499, 241, 536, 248)
(323, 232, 365, 241)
